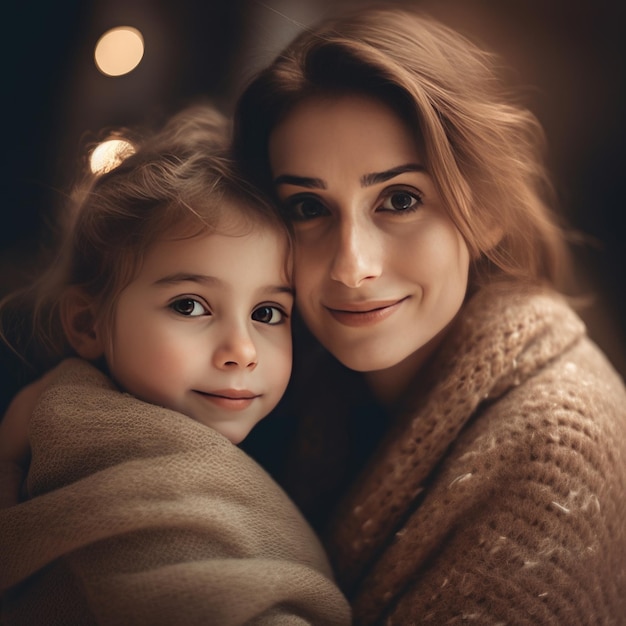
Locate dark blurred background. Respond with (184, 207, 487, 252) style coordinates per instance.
(2, 0, 625, 408)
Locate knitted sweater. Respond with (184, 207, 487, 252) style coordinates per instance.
(0, 359, 351, 625)
(276, 284, 626, 624)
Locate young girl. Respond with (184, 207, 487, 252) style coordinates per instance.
(0, 104, 350, 625)
(233, 4, 626, 624)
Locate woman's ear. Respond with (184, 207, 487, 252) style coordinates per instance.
(60, 287, 104, 360)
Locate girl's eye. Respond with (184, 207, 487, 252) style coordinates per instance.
(251, 305, 285, 325)
(379, 190, 422, 213)
(170, 298, 208, 317)
(283, 196, 328, 222)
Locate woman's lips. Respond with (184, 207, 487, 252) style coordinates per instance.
(325, 297, 407, 327)
(195, 390, 259, 410)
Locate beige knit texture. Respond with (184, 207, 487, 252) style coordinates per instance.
(290, 284, 626, 625)
(0, 359, 351, 625)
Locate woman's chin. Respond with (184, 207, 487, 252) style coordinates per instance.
(330, 345, 408, 373)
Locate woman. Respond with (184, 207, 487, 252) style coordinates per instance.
(234, 4, 626, 624)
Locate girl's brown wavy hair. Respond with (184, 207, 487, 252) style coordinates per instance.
(1, 104, 290, 376)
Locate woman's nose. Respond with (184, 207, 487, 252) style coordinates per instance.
(329, 217, 382, 288)
(212, 325, 258, 370)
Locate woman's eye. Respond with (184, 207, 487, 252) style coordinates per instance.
(283, 196, 328, 222)
(170, 298, 208, 317)
(380, 190, 422, 213)
(251, 305, 285, 325)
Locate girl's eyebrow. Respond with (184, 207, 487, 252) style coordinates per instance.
(273, 163, 425, 190)
(153, 273, 294, 296)
(153, 273, 220, 286)
(260, 285, 295, 297)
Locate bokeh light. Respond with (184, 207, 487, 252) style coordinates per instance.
(94, 26, 144, 77)
(89, 138, 136, 175)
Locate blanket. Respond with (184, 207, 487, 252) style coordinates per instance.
(0, 359, 351, 625)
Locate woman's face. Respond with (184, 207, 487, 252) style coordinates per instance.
(269, 93, 470, 395)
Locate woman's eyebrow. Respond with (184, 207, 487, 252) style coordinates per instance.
(273, 174, 326, 189)
(273, 164, 424, 190)
(360, 163, 425, 187)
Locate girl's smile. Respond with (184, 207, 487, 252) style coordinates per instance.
(194, 389, 261, 411)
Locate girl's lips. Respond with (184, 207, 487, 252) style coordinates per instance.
(325, 297, 407, 327)
(195, 390, 259, 411)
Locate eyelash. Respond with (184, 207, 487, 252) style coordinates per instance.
(168, 298, 289, 325)
(379, 188, 423, 213)
(282, 195, 327, 222)
(251, 305, 289, 325)
(169, 297, 208, 317)
(282, 187, 424, 222)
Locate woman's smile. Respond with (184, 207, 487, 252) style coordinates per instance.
(325, 297, 408, 326)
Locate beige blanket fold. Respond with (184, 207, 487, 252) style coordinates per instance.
(0, 358, 351, 625)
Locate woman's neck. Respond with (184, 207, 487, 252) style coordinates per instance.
(364, 322, 452, 410)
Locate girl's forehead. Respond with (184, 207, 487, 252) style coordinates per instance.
(161, 220, 285, 246)
(162, 203, 280, 236)
(138, 225, 289, 281)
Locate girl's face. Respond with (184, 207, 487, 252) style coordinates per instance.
(103, 220, 293, 444)
(269, 93, 470, 401)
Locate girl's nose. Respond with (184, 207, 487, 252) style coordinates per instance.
(212, 325, 258, 370)
(329, 217, 382, 288)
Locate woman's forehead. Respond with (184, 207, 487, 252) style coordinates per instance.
(269, 93, 423, 174)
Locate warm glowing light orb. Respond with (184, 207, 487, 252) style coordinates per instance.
(90, 138, 136, 175)
(94, 27, 144, 77)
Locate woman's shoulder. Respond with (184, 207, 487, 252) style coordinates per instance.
(432, 281, 622, 400)
(437, 281, 626, 487)
(452, 331, 626, 496)
(446, 283, 585, 364)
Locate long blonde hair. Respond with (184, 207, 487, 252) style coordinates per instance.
(234, 3, 572, 290)
(1, 103, 289, 376)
